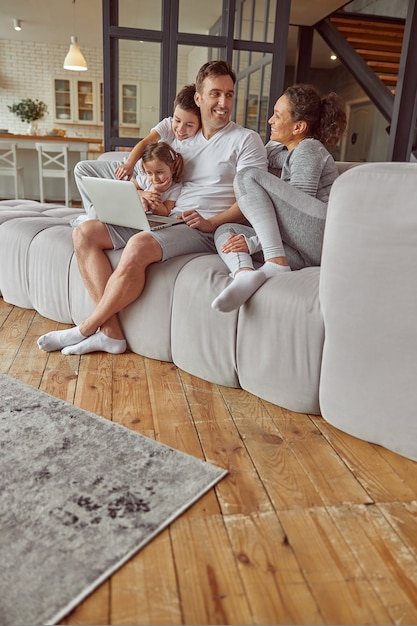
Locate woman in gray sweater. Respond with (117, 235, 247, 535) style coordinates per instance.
(212, 83, 347, 312)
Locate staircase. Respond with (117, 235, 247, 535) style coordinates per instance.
(330, 15, 405, 89)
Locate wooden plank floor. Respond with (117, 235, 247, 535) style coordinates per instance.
(2, 295, 417, 625)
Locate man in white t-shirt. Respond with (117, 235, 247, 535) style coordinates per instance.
(37, 60, 267, 356)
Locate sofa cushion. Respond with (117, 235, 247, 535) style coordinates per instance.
(0, 199, 82, 224)
(237, 266, 323, 414)
(0, 218, 76, 317)
(106, 253, 210, 363)
(171, 254, 241, 388)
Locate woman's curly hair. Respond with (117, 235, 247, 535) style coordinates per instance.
(284, 84, 347, 147)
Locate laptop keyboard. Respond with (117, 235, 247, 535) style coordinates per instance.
(148, 219, 168, 229)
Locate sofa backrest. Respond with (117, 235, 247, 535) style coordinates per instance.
(335, 161, 359, 175)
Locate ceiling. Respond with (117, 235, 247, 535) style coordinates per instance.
(0, 0, 348, 67)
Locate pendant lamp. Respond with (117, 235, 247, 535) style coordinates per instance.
(63, 0, 88, 71)
(64, 36, 88, 71)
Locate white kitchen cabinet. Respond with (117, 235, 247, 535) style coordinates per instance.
(53, 77, 101, 125)
(119, 82, 140, 128)
(52, 78, 158, 132)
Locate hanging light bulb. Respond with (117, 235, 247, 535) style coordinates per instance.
(63, 0, 88, 71)
(64, 36, 88, 71)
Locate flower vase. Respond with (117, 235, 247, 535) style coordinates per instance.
(27, 120, 38, 135)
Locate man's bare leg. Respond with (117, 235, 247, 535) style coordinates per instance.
(38, 222, 162, 353)
(72, 220, 126, 341)
(76, 230, 162, 334)
(37, 220, 116, 351)
(61, 230, 163, 354)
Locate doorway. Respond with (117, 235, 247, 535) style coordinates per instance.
(342, 99, 389, 162)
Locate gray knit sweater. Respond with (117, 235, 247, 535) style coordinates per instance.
(266, 138, 339, 203)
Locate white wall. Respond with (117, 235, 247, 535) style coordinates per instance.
(0, 39, 104, 137)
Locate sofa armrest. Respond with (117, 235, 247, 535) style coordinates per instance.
(97, 151, 131, 162)
(335, 161, 359, 174)
(319, 162, 417, 460)
(269, 161, 358, 178)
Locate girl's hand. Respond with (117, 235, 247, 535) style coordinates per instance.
(222, 234, 249, 253)
(141, 196, 150, 211)
(139, 190, 162, 210)
(115, 162, 134, 180)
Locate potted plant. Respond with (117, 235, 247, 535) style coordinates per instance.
(8, 98, 48, 135)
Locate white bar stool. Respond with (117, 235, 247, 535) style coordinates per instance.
(0, 141, 25, 199)
(36, 142, 71, 206)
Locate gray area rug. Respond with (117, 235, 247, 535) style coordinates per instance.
(0, 373, 227, 626)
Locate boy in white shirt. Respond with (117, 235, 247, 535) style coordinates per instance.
(114, 84, 201, 182)
(74, 84, 201, 219)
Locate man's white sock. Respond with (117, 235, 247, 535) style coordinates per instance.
(61, 331, 127, 355)
(37, 326, 87, 352)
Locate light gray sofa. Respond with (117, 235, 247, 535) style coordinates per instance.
(1, 161, 416, 461)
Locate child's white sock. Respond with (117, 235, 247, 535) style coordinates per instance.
(61, 331, 127, 356)
(37, 326, 87, 352)
(211, 270, 268, 312)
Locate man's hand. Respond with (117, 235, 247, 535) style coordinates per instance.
(181, 210, 215, 232)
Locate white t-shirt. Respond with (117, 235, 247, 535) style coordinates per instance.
(174, 122, 266, 218)
(152, 117, 175, 143)
(152, 117, 267, 218)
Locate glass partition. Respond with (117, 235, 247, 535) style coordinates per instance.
(233, 52, 272, 141)
(103, 0, 292, 148)
(177, 45, 223, 94)
(118, 0, 162, 29)
(236, 0, 278, 42)
(179, 0, 224, 34)
(119, 40, 161, 137)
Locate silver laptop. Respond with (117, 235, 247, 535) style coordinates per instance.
(82, 176, 181, 231)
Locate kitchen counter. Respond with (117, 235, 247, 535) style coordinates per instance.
(0, 134, 104, 203)
(0, 133, 103, 141)
(0, 133, 103, 157)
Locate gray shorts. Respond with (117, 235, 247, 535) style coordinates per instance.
(106, 222, 217, 261)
